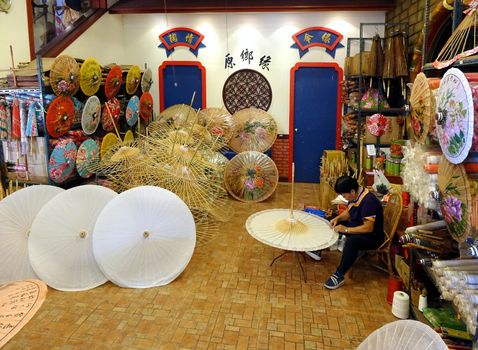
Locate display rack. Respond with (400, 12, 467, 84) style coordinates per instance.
(343, 22, 408, 181)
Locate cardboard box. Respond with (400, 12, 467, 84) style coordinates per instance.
(395, 254, 410, 289)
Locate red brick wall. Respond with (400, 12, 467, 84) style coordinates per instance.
(271, 134, 289, 181)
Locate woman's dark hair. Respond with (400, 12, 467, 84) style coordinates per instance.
(334, 176, 359, 194)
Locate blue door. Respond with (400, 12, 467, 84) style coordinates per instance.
(291, 63, 342, 182)
(158, 61, 206, 111)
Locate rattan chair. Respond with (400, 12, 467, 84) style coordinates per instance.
(352, 191, 403, 276)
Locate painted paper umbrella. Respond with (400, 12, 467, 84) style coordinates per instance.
(139, 92, 153, 120)
(158, 104, 196, 127)
(410, 72, 435, 143)
(101, 97, 121, 132)
(80, 57, 102, 96)
(198, 107, 233, 151)
(92, 186, 196, 288)
(71, 96, 84, 126)
(50, 55, 80, 97)
(48, 139, 77, 183)
(76, 138, 99, 178)
(230, 107, 277, 153)
(123, 129, 134, 145)
(224, 151, 278, 203)
(437, 156, 473, 242)
(25, 102, 39, 137)
(141, 67, 153, 92)
(100, 132, 121, 159)
(125, 65, 141, 95)
(105, 64, 123, 99)
(29, 185, 117, 291)
(81, 95, 101, 135)
(436, 68, 474, 164)
(126, 95, 139, 126)
(0, 280, 48, 348)
(46, 96, 74, 138)
(366, 113, 387, 137)
(0, 185, 64, 285)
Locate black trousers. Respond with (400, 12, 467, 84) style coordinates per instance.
(336, 234, 384, 276)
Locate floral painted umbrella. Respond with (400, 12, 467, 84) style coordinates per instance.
(46, 96, 74, 137)
(159, 104, 196, 127)
(198, 107, 233, 151)
(224, 151, 278, 202)
(126, 96, 139, 126)
(141, 67, 153, 92)
(410, 73, 435, 143)
(76, 138, 99, 178)
(81, 95, 101, 135)
(101, 97, 121, 132)
(230, 107, 277, 153)
(80, 57, 102, 96)
(50, 55, 80, 97)
(436, 68, 474, 164)
(104, 65, 123, 99)
(366, 113, 387, 137)
(139, 92, 153, 120)
(48, 139, 77, 184)
(437, 156, 472, 242)
(126, 65, 141, 95)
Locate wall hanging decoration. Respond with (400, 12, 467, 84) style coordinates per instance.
(48, 139, 77, 183)
(222, 69, 272, 114)
(158, 27, 206, 57)
(101, 97, 121, 132)
(139, 92, 154, 120)
(126, 96, 140, 127)
(141, 67, 153, 92)
(81, 95, 101, 135)
(46, 96, 74, 138)
(104, 64, 123, 99)
(290, 27, 344, 58)
(125, 65, 141, 95)
(76, 138, 99, 178)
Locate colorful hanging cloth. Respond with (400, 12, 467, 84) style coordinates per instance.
(0, 103, 7, 140)
(11, 98, 21, 140)
(26, 102, 39, 137)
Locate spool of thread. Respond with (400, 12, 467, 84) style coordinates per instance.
(387, 275, 403, 305)
(392, 291, 409, 319)
(418, 294, 428, 312)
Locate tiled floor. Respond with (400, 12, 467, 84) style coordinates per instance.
(4, 182, 396, 349)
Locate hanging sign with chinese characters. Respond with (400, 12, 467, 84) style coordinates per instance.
(290, 27, 344, 58)
(158, 27, 206, 57)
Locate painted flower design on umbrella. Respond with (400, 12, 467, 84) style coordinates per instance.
(366, 113, 387, 137)
(48, 140, 77, 183)
(243, 165, 267, 201)
(442, 195, 462, 223)
(441, 180, 467, 237)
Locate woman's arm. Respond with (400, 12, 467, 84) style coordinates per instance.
(330, 210, 351, 227)
(334, 220, 374, 234)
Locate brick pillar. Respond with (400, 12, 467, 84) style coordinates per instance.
(271, 134, 289, 181)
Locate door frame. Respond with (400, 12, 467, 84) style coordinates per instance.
(288, 62, 343, 181)
(158, 60, 207, 111)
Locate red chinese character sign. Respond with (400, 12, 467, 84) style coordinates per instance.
(291, 27, 344, 58)
(158, 27, 206, 57)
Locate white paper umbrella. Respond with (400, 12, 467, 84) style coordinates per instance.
(92, 186, 196, 288)
(246, 209, 338, 251)
(28, 185, 117, 291)
(0, 185, 64, 285)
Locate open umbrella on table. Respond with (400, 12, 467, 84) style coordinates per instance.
(29, 185, 117, 291)
(410, 72, 435, 144)
(0, 185, 64, 285)
(224, 151, 278, 202)
(229, 107, 277, 153)
(139, 92, 153, 121)
(126, 96, 139, 127)
(92, 186, 196, 288)
(0, 280, 48, 348)
(48, 139, 77, 184)
(141, 67, 153, 92)
(125, 65, 141, 95)
(104, 64, 122, 99)
(437, 156, 473, 243)
(101, 97, 121, 132)
(435, 68, 474, 164)
(76, 138, 99, 178)
(81, 95, 101, 135)
(80, 57, 102, 96)
(49, 55, 80, 97)
(46, 96, 74, 138)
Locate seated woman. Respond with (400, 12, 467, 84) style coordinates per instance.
(324, 175, 384, 290)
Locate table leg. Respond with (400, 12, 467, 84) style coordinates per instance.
(270, 251, 307, 283)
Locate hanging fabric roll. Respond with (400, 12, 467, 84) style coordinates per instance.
(0, 102, 8, 140)
(26, 102, 39, 155)
(19, 100, 28, 156)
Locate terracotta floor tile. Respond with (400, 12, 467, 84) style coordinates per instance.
(3, 183, 397, 349)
